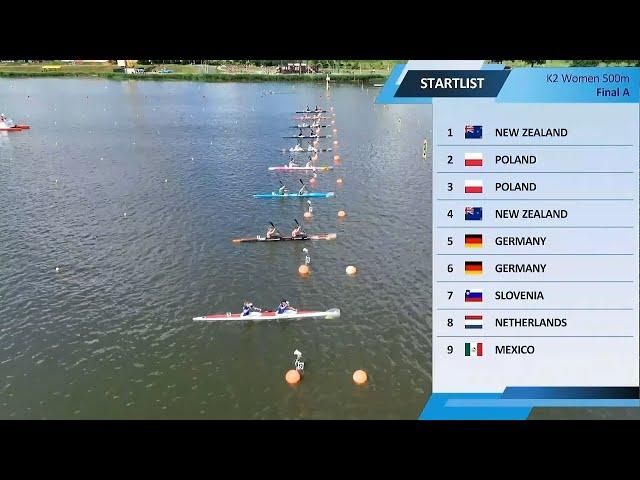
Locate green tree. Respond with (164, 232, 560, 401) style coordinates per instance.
(570, 60, 600, 67)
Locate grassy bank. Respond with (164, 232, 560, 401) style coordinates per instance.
(0, 70, 387, 84)
(0, 63, 388, 84)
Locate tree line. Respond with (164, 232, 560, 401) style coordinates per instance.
(492, 60, 640, 67)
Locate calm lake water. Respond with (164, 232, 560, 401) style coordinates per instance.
(1, 79, 635, 420)
(0, 79, 432, 419)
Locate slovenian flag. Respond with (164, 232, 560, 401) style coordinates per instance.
(465, 207, 483, 221)
(465, 234, 483, 248)
(464, 125, 482, 139)
(465, 261, 483, 275)
(465, 152, 483, 167)
(464, 315, 483, 329)
(465, 289, 483, 302)
(465, 342, 483, 356)
(464, 179, 483, 194)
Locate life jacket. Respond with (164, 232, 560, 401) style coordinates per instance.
(277, 304, 288, 314)
(242, 306, 252, 316)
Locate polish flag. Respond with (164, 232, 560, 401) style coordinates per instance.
(464, 179, 483, 194)
(465, 152, 483, 167)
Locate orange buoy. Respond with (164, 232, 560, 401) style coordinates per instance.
(346, 265, 357, 275)
(338, 210, 347, 218)
(313, 140, 320, 147)
(298, 264, 310, 276)
(312, 154, 319, 161)
(331, 120, 335, 125)
(286, 370, 301, 384)
(333, 140, 339, 146)
(309, 177, 316, 185)
(333, 154, 341, 162)
(303, 211, 312, 219)
(336, 178, 343, 185)
(353, 370, 368, 385)
(332, 128, 337, 134)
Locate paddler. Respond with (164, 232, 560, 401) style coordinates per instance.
(288, 158, 298, 168)
(276, 299, 295, 314)
(305, 159, 313, 168)
(278, 183, 288, 195)
(266, 223, 280, 239)
(298, 182, 308, 195)
(307, 200, 313, 214)
(242, 301, 262, 316)
(292, 222, 306, 238)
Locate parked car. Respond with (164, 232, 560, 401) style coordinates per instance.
(158, 69, 173, 74)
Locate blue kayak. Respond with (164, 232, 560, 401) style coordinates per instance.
(253, 192, 335, 199)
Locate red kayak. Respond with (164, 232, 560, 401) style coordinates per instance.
(193, 308, 341, 322)
(0, 125, 30, 132)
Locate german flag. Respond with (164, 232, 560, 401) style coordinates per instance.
(465, 261, 483, 275)
(465, 234, 483, 248)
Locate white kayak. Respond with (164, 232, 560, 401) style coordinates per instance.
(193, 308, 341, 322)
(268, 165, 333, 172)
(284, 146, 332, 153)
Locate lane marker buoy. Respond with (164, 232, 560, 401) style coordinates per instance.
(353, 370, 368, 385)
(298, 264, 310, 276)
(286, 370, 301, 384)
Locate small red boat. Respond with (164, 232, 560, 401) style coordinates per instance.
(0, 125, 30, 132)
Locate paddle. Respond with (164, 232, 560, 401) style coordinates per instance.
(298, 178, 308, 195)
(269, 221, 281, 237)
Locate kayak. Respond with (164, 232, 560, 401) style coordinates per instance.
(15, 125, 30, 129)
(268, 165, 333, 172)
(295, 110, 327, 113)
(294, 115, 330, 121)
(283, 147, 332, 153)
(194, 308, 340, 322)
(233, 233, 337, 243)
(0, 127, 26, 132)
(283, 135, 330, 139)
(290, 124, 328, 128)
(253, 192, 335, 199)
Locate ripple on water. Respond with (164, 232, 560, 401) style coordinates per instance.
(0, 81, 435, 419)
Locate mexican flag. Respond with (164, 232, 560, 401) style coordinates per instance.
(465, 342, 483, 357)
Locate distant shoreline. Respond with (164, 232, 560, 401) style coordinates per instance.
(0, 71, 388, 85)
